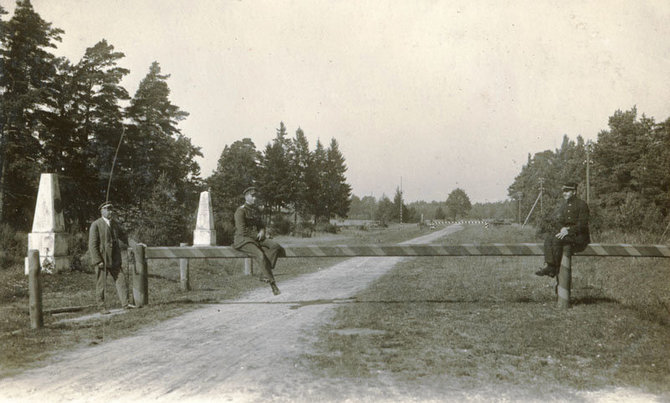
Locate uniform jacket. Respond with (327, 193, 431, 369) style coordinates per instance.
(233, 204, 265, 249)
(88, 217, 128, 269)
(551, 195, 591, 251)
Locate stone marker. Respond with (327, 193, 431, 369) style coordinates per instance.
(193, 190, 216, 245)
(25, 173, 70, 274)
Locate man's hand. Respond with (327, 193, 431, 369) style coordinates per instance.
(555, 227, 569, 239)
(257, 228, 266, 241)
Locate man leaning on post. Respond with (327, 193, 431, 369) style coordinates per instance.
(89, 201, 137, 314)
(233, 187, 284, 295)
(535, 182, 591, 278)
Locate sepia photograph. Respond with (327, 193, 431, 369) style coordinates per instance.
(0, 0, 668, 401)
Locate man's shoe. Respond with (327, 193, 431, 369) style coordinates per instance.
(535, 265, 556, 278)
(270, 282, 281, 296)
(123, 303, 138, 310)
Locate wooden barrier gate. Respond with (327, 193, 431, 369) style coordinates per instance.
(135, 243, 669, 310)
(26, 243, 670, 327)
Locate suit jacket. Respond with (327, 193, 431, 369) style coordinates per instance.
(233, 204, 264, 249)
(88, 217, 128, 269)
(551, 195, 591, 251)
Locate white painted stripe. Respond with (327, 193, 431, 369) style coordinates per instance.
(557, 286, 570, 300)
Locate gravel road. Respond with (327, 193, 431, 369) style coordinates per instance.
(0, 226, 466, 403)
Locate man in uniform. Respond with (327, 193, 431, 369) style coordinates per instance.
(233, 187, 284, 295)
(89, 202, 136, 313)
(536, 182, 590, 277)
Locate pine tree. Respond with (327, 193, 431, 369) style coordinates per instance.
(123, 62, 201, 210)
(324, 138, 352, 219)
(0, 0, 63, 228)
(258, 122, 292, 220)
(287, 127, 311, 224)
(305, 139, 328, 222)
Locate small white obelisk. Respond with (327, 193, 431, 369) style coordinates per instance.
(25, 173, 70, 274)
(193, 191, 216, 245)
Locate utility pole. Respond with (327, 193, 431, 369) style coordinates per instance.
(538, 177, 545, 216)
(516, 191, 523, 224)
(399, 177, 403, 224)
(584, 141, 594, 204)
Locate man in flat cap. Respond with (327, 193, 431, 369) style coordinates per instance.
(536, 182, 590, 277)
(233, 187, 283, 295)
(89, 202, 136, 313)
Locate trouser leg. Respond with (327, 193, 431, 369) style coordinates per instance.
(260, 239, 284, 271)
(237, 242, 275, 283)
(108, 266, 129, 307)
(95, 266, 106, 307)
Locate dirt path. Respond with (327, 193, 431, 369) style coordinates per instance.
(0, 226, 464, 402)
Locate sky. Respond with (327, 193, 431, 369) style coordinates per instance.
(3, 0, 669, 203)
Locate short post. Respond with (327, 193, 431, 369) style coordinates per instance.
(180, 242, 190, 291)
(132, 243, 149, 307)
(244, 258, 253, 276)
(28, 250, 43, 329)
(556, 245, 572, 309)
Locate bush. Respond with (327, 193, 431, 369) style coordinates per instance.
(0, 224, 26, 269)
(215, 219, 235, 246)
(271, 215, 293, 236)
(315, 222, 339, 234)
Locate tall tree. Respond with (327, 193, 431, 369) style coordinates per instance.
(445, 188, 472, 220)
(258, 122, 292, 219)
(208, 138, 260, 222)
(324, 138, 352, 219)
(287, 127, 311, 224)
(0, 0, 63, 228)
(123, 62, 201, 210)
(305, 139, 328, 223)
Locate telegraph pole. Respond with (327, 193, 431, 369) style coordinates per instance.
(399, 177, 403, 224)
(584, 141, 594, 204)
(516, 191, 523, 224)
(538, 177, 545, 216)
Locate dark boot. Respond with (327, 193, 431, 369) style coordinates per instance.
(270, 282, 281, 295)
(535, 264, 556, 277)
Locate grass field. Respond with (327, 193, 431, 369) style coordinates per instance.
(303, 225, 670, 400)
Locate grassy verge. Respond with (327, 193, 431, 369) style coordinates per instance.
(305, 224, 670, 400)
(0, 224, 429, 378)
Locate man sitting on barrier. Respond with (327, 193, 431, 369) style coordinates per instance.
(233, 186, 284, 295)
(536, 182, 590, 277)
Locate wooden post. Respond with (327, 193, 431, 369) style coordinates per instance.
(556, 245, 572, 309)
(28, 250, 43, 329)
(132, 243, 148, 307)
(244, 257, 253, 276)
(180, 242, 190, 291)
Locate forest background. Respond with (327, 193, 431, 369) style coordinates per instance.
(1, 1, 669, 270)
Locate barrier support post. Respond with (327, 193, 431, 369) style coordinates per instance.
(244, 258, 253, 276)
(180, 243, 190, 291)
(28, 249, 43, 329)
(133, 243, 148, 306)
(556, 245, 572, 309)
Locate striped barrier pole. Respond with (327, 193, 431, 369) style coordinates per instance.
(556, 246, 572, 309)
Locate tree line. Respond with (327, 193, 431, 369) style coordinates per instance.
(207, 123, 351, 243)
(0, 1, 352, 248)
(508, 107, 669, 237)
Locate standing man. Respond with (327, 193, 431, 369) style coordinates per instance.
(536, 182, 590, 277)
(89, 202, 136, 313)
(233, 187, 284, 295)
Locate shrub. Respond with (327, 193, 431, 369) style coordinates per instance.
(271, 215, 293, 236)
(0, 224, 26, 269)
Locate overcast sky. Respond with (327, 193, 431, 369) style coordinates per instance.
(3, 0, 669, 203)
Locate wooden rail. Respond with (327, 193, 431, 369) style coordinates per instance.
(143, 243, 670, 259)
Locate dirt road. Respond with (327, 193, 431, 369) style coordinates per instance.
(0, 226, 469, 402)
